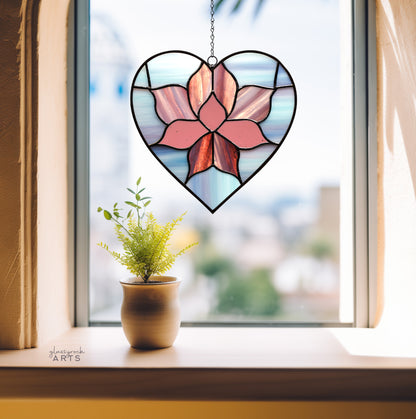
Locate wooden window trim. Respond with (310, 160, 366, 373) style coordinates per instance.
(1, 0, 416, 402)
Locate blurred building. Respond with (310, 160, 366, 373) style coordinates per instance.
(89, 14, 132, 316)
(317, 185, 340, 261)
(90, 14, 131, 207)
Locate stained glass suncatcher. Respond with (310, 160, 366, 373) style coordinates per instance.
(130, 50, 297, 212)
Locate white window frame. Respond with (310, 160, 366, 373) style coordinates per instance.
(71, 0, 377, 328)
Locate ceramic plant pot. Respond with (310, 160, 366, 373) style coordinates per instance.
(120, 276, 181, 349)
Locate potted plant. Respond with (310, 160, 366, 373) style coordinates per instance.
(97, 177, 197, 349)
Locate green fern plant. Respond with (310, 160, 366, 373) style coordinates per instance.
(97, 177, 197, 283)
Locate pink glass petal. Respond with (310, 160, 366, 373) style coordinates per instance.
(188, 133, 213, 178)
(213, 64, 237, 115)
(199, 93, 227, 131)
(228, 86, 274, 122)
(217, 120, 269, 149)
(152, 86, 197, 124)
(188, 63, 212, 115)
(158, 120, 208, 149)
(213, 133, 239, 178)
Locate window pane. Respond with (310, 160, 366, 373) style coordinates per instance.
(89, 0, 353, 323)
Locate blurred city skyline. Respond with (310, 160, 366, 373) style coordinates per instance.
(89, 0, 351, 323)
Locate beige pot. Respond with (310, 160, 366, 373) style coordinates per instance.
(120, 276, 181, 349)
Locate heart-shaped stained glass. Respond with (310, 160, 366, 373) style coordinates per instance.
(130, 50, 297, 213)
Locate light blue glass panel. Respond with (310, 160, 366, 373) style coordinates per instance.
(224, 52, 277, 88)
(187, 167, 240, 210)
(151, 146, 189, 183)
(147, 53, 201, 88)
(131, 88, 166, 145)
(133, 67, 149, 88)
(260, 87, 295, 144)
(275, 64, 292, 87)
(239, 144, 277, 182)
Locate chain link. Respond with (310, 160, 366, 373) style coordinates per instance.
(207, 0, 218, 67)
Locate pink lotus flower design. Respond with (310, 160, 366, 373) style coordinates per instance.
(151, 63, 275, 181)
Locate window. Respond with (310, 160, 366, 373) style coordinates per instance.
(74, 0, 376, 327)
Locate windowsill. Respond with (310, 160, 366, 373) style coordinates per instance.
(0, 327, 415, 400)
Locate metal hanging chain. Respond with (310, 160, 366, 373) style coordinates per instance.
(208, 0, 218, 67)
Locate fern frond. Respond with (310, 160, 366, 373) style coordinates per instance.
(97, 180, 197, 282)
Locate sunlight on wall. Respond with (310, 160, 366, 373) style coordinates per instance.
(376, 0, 416, 330)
